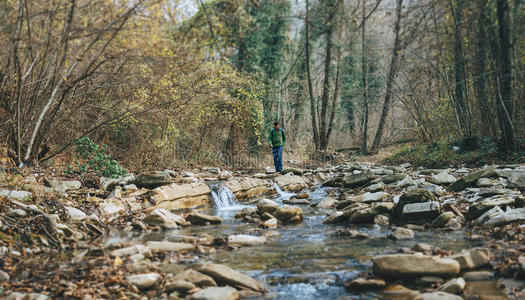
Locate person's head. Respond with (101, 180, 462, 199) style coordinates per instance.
(273, 121, 280, 129)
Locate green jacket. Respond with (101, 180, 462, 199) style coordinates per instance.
(268, 128, 285, 147)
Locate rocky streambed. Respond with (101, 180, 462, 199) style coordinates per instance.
(0, 163, 524, 299)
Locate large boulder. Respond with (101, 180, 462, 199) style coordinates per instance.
(151, 181, 211, 210)
(402, 201, 441, 221)
(223, 177, 273, 200)
(345, 278, 385, 291)
(228, 235, 267, 246)
(187, 212, 222, 225)
(395, 189, 437, 216)
(360, 191, 389, 203)
(363, 182, 386, 193)
(473, 206, 505, 226)
(65, 206, 87, 221)
(274, 173, 308, 192)
(485, 207, 525, 226)
(315, 197, 335, 209)
(508, 174, 525, 190)
(256, 199, 279, 214)
(99, 197, 126, 215)
(143, 208, 187, 228)
(448, 166, 496, 192)
(324, 172, 374, 188)
(190, 286, 239, 300)
(429, 173, 456, 185)
(0, 190, 32, 201)
(44, 179, 82, 192)
(373, 254, 460, 277)
(467, 196, 515, 219)
(174, 270, 217, 287)
(382, 173, 408, 184)
(146, 241, 195, 252)
(323, 211, 345, 224)
(431, 212, 455, 228)
(126, 273, 161, 290)
(390, 227, 414, 240)
(197, 263, 266, 292)
(448, 248, 490, 271)
(413, 292, 463, 300)
(380, 285, 419, 299)
(349, 202, 395, 224)
(438, 278, 465, 295)
(274, 205, 303, 223)
(134, 171, 173, 189)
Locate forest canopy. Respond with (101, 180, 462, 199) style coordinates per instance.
(1, 0, 524, 169)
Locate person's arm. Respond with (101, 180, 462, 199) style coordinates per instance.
(268, 129, 273, 147)
(282, 129, 286, 147)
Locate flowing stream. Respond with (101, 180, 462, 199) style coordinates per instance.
(178, 185, 494, 299)
(107, 184, 511, 299)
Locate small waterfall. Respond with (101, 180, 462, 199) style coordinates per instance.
(210, 184, 238, 209)
(273, 182, 295, 202)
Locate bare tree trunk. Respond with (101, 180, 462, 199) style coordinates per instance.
(326, 18, 343, 144)
(360, 0, 369, 155)
(449, 0, 469, 136)
(318, 0, 336, 150)
(370, 0, 403, 154)
(305, 0, 320, 149)
(496, 0, 516, 151)
(473, 0, 496, 137)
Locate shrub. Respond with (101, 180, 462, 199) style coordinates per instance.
(66, 137, 127, 178)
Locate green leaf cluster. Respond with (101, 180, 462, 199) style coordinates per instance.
(66, 137, 127, 178)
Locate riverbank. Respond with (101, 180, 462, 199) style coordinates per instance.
(0, 162, 524, 299)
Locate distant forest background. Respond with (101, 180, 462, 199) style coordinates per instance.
(1, 0, 524, 169)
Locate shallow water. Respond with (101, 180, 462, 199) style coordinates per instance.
(108, 185, 511, 299)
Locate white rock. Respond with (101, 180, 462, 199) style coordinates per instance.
(0, 190, 32, 200)
(265, 166, 276, 174)
(317, 197, 336, 209)
(99, 198, 125, 215)
(190, 286, 239, 300)
(262, 218, 277, 229)
(228, 235, 267, 246)
(0, 270, 10, 282)
(111, 245, 150, 257)
(65, 206, 87, 221)
(361, 191, 389, 203)
(146, 241, 195, 252)
(8, 209, 27, 217)
(429, 172, 456, 185)
(126, 273, 160, 289)
(143, 208, 186, 228)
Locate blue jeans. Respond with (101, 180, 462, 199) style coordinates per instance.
(272, 146, 283, 172)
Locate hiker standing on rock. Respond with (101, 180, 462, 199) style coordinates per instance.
(268, 121, 285, 173)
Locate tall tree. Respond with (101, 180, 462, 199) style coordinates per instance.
(370, 0, 403, 154)
(360, 0, 369, 154)
(450, 0, 470, 135)
(318, 0, 337, 150)
(473, 0, 496, 137)
(496, 0, 516, 151)
(305, 0, 320, 149)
